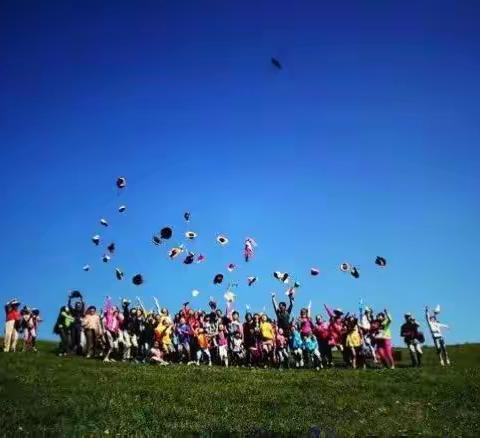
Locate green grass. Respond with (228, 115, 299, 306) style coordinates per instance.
(1, 341, 479, 436)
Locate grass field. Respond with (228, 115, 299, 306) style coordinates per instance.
(1, 340, 479, 436)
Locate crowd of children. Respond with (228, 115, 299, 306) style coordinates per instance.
(3, 293, 451, 369)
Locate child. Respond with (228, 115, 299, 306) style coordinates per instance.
(4, 299, 21, 352)
(23, 308, 41, 352)
(289, 325, 304, 368)
(102, 299, 120, 362)
(231, 331, 245, 365)
(359, 305, 377, 364)
(400, 313, 424, 367)
(425, 306, 450, 366)
(156, 319, 174, 361)
(314, 315, 332, 367)
(345, 316, 362, 369)
(303, 332, 322, 370)
(176, 317, 193, 363)
(82, 306, 103, 358)
(195, 327, 212, 366)
(216, 323, 229, 367)
(275, 327, 289, 368)
(149, 341, 168, 365)
(375, 310, 395, 369)
(259, 314, 275, 366)
(53, 306, 74, 356)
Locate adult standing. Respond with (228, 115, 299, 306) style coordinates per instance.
(4, 299, 21, 352)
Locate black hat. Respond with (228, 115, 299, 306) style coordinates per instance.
(213, 273, 224, 285)
(100, 218, 108, 227)
(69, 290, 82, 298)
(183, 252, 195, 265)
(83, 264, 90, 272)
(115, 268, 124, 280)
(350, 266, 360, 279)
(184, 212, 191, 222)
(310, 268, 320, 276)
(116, 177, 127, 189)
(118, 205, 127, 213)
(152, 234, 161, 245)
(216, 234, 229, 245)
(247, 276, 257, 286)
(107, 243, 115, 254)
(271, 57, 282, 69)
(375, 256, 387, 267)
(92, 235, 100, 246)
(102, 254, 111, 263)
(132, 274, 144, 285)
(160, 227, 173, 240)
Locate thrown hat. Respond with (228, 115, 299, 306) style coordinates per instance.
(247, 276, 257, 286)
(434, 304, 441, 314)
(192, 289, 200, 297)
(293, 281, 301, 289)
(152, 234, 161, 245)
(185, 231, 197, 240)
(184, 212, 191, 222)
(350, 266, 360, 279)
(115, 268, 124, 280)
(273, 271, 289, 284)
(216, 234, 229, 245)
(227, 263, 236, 272)
(333, 308, 344, 316)
(132, 274, 143, 285)
(271, 57, 282, 70)
(284, 287, 295, 297)
(169, 246, 184, 259)
(310, 268, 320, 276)
(160, 227, 173, 240)
(107, 243, 115, 254)
(375, 256, 387, 267)
(224, 290, 236, 302)
(100, 218, 108, 227)
(213, 273, 224, 285)
(340, 262, 351, 272)
(183, 252, 195, 265)
(118, 205, 127, 213)
(196, 254, 206, 263)
(102, 254, 111, 263)
(82, 264, 91, 272)
(92, 235, 101, 246)
(116, 177, 127, 189)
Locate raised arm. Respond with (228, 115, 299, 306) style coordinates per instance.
(384, 309, 392, 324)
(271, 293, 279, 313)
(324, 304, 334, 319)
(287, 295, 294, 314)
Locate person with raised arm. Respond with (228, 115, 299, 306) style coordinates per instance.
(271, 292, 294, 339)
(425, 305, 450, 366)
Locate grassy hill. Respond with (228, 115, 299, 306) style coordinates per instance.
(1, 340, 479, 436)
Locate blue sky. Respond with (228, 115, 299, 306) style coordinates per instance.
(1, 1, 479, 344)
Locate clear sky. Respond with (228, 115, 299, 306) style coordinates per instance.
(1, 1, 479, 344)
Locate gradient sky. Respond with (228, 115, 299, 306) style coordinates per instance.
(1, 1, 479, 344)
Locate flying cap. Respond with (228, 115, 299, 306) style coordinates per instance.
(192, 289, 200, 297)
(216, 234, 229, 245)
(434, 304, 441, 314)
(310, 268, 320, 276)
(350, 266, 360, 279)
(213, 273, 224, 285)
(184, 212, 191, 222)
(227, 263, 236, 272)
(115, 268, 124, 280)
(183, 252, 195, 265)
(118, 205, 127, 213)
(102, 254, 111, 263)
(273, 271, 289, 284)
(333, 308, 344, 316)
(247, 276, 257, 286)
(271, 57, 282, 69)
(160, 227, 173, 240)
(224, 290, 236, 302)
(132, 274, 143, 285)
(284, 287, 295, 297)
(92, 235, 101, 246)
(107, 243, 115, 254)
(185, 231, 197, 240)
(375, 256, 387, 267)
(83, 264, 90, 272)
(116, 177, 127, 189)
(168, 246, 184, 259)
(100, 218, 108, 227)
(152, 234, 161, 245)
(196, 254, 206, 263)
(340, 262, 351, 272)
(293, 281, 301, 289)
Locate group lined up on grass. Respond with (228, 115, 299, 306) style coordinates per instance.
(2, 292, 451, 369)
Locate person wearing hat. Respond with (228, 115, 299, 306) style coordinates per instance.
(4, 299, 21, 352)
(425, 306, 450, 366)
(68, 291, 85, 355)
(400, 313, 424, 367)
(271, 292, 294, 339)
